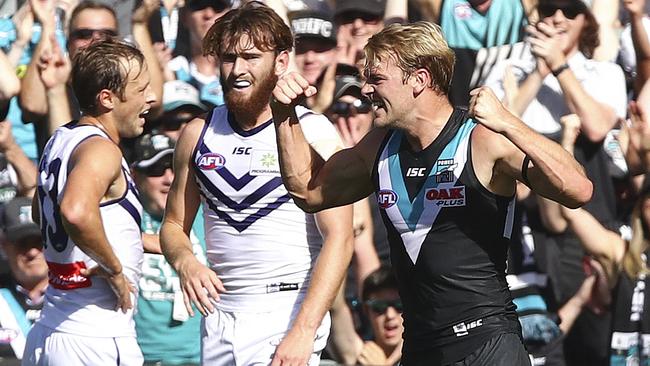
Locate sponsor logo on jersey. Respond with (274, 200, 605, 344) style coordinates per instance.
(47, 261, 92, 290)
(378, 189, 398, 209)
(197, 153, 226, 170)
(435, 159, 458, 183)
(232, 147, 252, 155)
(453, 319, 483, 337)
(425, 186, 466, 207)
(406, 167, 426, 177)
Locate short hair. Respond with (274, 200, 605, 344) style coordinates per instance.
(361, 265, 398, 302)
(202, 1, 294, 57)
(71, 38, 145, 115)
(364, 21, 455, 95)
(69, 0, 117, 30)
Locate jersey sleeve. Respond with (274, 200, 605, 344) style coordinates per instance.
(296, 106, 343, 161)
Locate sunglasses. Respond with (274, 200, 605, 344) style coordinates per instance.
(538, 4, 584, 19)
(330, 98, 372, 117)
(138, 158, 173, 177)
(366, 299, 403, 314)
(336, 11, 382, 25)
(69, 28, 118, 41)
(187, 0, 230, 12)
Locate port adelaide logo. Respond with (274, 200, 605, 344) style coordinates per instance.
(427, 159, 465, 207)
(197, 153, 226, 170)
(377, 189, 398, 209)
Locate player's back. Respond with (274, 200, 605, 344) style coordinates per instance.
(36, 122, 144, 337)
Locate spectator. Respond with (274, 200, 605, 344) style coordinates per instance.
(334, 0, 386, 66)
(131, 132, 207, 366)
(618, 0, 650, 95)
(154, 80, 206, 140)
(0, 197, 47, 365)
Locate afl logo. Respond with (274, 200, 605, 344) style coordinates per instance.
(197, 153, 226, 170)
(377, 189, 398, 209)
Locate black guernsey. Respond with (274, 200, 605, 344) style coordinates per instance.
(372, 109, 521, 364)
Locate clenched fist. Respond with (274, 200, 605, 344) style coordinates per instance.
(468, 87, 511, 133)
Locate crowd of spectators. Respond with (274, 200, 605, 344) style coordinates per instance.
(0, 0, 649, 365)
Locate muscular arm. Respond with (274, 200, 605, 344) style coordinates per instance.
(60, 138, 125, 276)
(160, 117, 224, 316)
(273, 204, 354, 364)
(470, 87, 593, 208)
(328, 284, 364, 364)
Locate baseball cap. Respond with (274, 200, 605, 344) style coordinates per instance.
(291, 10, 337, 45)
(2, 196, 41, 244)
(333, 63, 364, 100)
(163, 80, 207, 113)
(334, 0, 386, 18)
(132, 133, 175, 169)
(186, 0, 231, 12)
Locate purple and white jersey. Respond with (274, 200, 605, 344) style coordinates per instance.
(192, 105, 341, 311)
(36, 122, 143, 336)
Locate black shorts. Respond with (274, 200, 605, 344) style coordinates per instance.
(401, 332, 532, 366)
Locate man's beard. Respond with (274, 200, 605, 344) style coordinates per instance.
(222, 71, 278, 123)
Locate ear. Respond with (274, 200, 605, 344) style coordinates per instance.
(411, 68, 431, 95)
(274, 50, 290, 76)
(97, 89, 115, 111)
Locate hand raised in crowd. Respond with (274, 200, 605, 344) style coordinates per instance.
(358, 341, 390, 365)
(29, 0, 56, 32)
(468, 86, 512, 133)
(80, 265, 137, 313)
(132, 0, 160, 25)
(270, 326, 316, 366)
(623, 0, 646, 17)
(560, 114, 582, 153)
(36, 35, 71, 90)
(13, 2, 34, 48)
(527, 22, 566, 77)
(0, 120, 17, 153)
(176, 254, 225, 317)
(153, 42, 175, 82)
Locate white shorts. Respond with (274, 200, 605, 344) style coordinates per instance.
(22, 323, 143, 366)
(201, 304, 331, 366)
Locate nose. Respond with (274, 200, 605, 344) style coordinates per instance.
(163, 168, 174, 183)
(552, 9, 565, 23)
(145, 85, 157, 105)
(232, 57, 247, 76)
(353, 17, 365, 30)
(385, 306, 399, 318)
(203, 6, 216, 19)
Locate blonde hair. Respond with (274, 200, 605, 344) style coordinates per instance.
(363, 21, 455, 95)
(622, 197, 650, 279)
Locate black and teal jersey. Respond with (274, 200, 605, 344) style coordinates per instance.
(372, 108, 520, 364)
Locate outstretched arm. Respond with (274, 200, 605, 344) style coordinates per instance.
(160, 117, 225, 316)
(271, 72, 380, 212)
(469, 86, 593, 208)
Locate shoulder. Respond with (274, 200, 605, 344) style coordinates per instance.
(175, 113, 210, 157)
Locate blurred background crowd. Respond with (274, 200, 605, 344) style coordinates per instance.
(0, 0, 649, 365)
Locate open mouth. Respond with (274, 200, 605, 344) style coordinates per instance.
(372, 100, 385, 112)
(232, 79, 252, 89)
(139, 109, 150, 119)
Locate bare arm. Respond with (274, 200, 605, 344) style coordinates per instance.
(132, 0, 164, 119)
(625, 0, 650, 93)
(271, 72, 378, 212)
(328, 284, 364, 365)
(38, 35, 72, 134)
(0, 121, 37, 198)
(0, 49, 20, 101)
(60, 137, 134, 312)
(591, 0, 620, 62)
(351, 198, 381, 294)
(271, 204, 354, 365)
(470, 87, 593, 208)
(160, 117, 225, 316)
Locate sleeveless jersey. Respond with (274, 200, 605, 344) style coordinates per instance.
(35, 122, 143, 337)
(373, 109, 519, 363)
(610, 253, 650, 366)
(192, 105, 341, 311)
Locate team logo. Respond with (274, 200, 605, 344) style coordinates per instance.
(435, 159, 458, 183)
(47, 261, 92, 290)
(425, 186, 466, 207)
(454, 3, 472, 19)
(197, 153, 226, 170)
(377, 189, 398, 209)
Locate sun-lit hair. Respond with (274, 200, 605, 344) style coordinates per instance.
(71, 38, 145, 115)
(202, 1, 293, 57)
(363, 21, 455, 95)
(622, 193, 650, 280)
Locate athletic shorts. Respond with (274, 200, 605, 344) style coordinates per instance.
(22, 323, 143, 366)
(201, 304, 331, 365)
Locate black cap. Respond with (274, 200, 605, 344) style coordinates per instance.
(132, 133, 175, 169)
(333, 63, 364, 99)
(2, 197, 40, 244)
(187, 0, 232, 12)
(335, 0, 386, 18)
(291, 10, 337, 45)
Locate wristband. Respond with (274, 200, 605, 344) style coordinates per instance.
(552, 63, 570, 77)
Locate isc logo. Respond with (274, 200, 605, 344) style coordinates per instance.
(425, 187, 466, 207)
(232, 147, 252, 155)
(377, 189, 398, 209)
(197, 153, 226, 170)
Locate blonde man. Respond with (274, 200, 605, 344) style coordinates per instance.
(271, 21, 593, 365)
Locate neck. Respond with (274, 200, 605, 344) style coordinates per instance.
(79, 115, 120, 144)
(233, 105, 273, 131)
(402, 95, 454, 151)
(20, 277, 48, 303)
